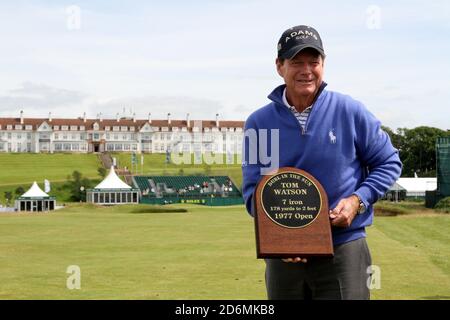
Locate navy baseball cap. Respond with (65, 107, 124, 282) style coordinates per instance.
(277, 25, 325, 59)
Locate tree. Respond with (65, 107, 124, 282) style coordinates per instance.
(15, 186, 25, 197)
(4, 191, 12, 206)
(98, 167, 107, 178)
(67, 170, 92, 202)
(399, 126, 447, 177)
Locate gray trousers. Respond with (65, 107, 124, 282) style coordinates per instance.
(265, 237, 372, 300)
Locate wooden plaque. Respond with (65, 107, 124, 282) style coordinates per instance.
(254, 167, 334, 258)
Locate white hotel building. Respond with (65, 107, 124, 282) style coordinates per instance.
(0, 112, 244, 154)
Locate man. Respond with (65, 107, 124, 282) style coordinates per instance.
(242, 25, 402, 300)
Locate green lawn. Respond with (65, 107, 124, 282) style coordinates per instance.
(0, 154, 102, 186)
(0, 153, 243, 205)
(112, 153, 243, 187)
(0, 204, 449, 300)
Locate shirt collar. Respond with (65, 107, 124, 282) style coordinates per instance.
(282, 89, 312, 112)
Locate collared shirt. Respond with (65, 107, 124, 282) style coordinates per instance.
(282, 88, 312, 131)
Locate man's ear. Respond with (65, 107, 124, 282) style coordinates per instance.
(275, 58, 284, 77)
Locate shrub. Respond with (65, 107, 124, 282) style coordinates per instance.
(435, 197, 450, 213)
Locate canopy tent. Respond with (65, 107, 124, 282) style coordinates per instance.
(384, 182, 407, 201)
(86, 166, 139, 205)
(15, 181, 56, 212)
(396, 177, 437, 198)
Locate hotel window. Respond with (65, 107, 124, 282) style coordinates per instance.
(121, 126, 127, 132)
(8, 133, 12, 139)
(54, 125, 59, 130)
(132, 144, 137, 151)
(105, 126, 110, 131)
(122, 134, 127, 140)
(62, 126, 69, 131)
(70, 125, 77, 131)
(71, 134, 77, 140)
(106, 133, 110, 139)
(113, 126, 119, 131)
(25, 125, 32, 130)
(72, 144, 79, 151)
(114, 134, 118, 140)
(27, 133, 31, 140)
(124, 144, 130, 151)
(17, 133, 22, 139)
(80, 126, 85, 131)
(107, 144, 114, 151)
(15, 125, 23, 130)
(55, 143, 62, 151)
(27, 143, 31, 151)
(63, 143, 71, 151)
(54, 133, 59, 140)
(63, 134, 68, 140)
(130, 127, 135, 132)
(7, 125, 13, 130)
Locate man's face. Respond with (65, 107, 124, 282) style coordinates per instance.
(276, 49, 324, 99)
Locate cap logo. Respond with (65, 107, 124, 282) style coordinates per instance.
(285, 29, 318, 43)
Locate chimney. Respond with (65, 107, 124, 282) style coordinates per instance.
(148, 113, 152, 124)
(83, 112, 86, 123)
(186, 113, 190, 128)
(49, 112, 52, 122)
(20, 110, 24, 124)
(167, 113, 171, 125)
(215, 113, 219, 128)
(99, 112, 103, 122)
(116, 112, 120, 122)
(133, 113, 136, 123)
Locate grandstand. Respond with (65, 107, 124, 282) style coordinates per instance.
(133, 175, 243, 206)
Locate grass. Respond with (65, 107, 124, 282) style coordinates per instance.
(0, 203, 449, 300)
(0, 153, 244, 205)
(0, 154, 102, 186)
(112, 153, 243, 188)
(374, 200, 435, 216)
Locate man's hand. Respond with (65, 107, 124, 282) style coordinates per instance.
(282, 257, 307, 263)
(329, 195, 360, 228)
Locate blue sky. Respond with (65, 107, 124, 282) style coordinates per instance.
(0, 0, 449, 130)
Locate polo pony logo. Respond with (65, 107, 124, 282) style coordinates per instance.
(329, 129, 336, 144)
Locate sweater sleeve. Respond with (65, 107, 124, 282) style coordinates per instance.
(241, 116, 262, 217)
(353, 104, 402, 207)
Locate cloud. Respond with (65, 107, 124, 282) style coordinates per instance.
(90, 95, 225, 120)
(0, 82, 88, 117)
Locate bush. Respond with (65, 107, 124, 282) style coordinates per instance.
(435, 197, 450, 213)
(374, 202, 409, 216)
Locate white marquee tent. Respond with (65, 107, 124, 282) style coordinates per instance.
(15, 181, 56, 212)
(86, 166, 139, 205)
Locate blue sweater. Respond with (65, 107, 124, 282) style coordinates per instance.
(242, 83, 402, 245)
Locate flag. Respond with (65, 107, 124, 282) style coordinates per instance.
(44, 179, 51, 193)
